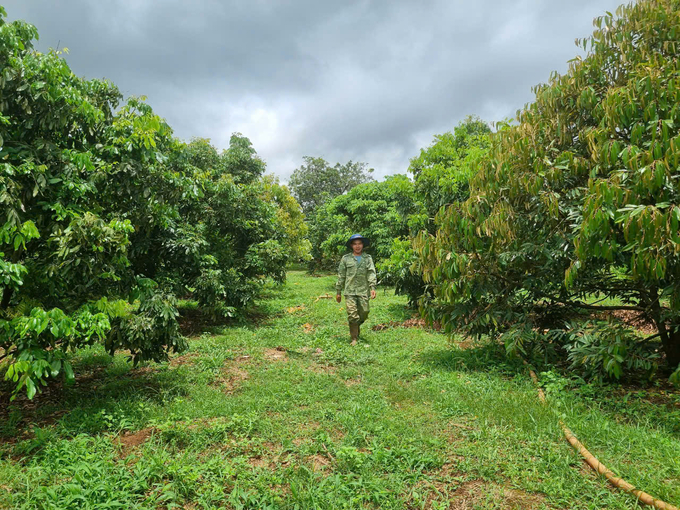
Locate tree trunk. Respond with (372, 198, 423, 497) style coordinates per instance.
(663, 328, 680, 370)
(0, 287, 13, 310)
(647, 287, 680, 370)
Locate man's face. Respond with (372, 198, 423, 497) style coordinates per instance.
(351, 239, 364, 254)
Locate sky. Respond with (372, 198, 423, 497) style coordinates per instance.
(4, 0, 624, 181)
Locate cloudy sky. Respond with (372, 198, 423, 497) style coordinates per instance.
(4, 0, 623, 181)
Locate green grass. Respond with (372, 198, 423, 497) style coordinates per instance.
(1, 271, 679, 509)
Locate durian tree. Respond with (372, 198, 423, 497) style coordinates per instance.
(415, 0, 680, 380)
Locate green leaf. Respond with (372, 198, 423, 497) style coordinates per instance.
(26, 377, 37, 400)
(50, 359, 62, 377)
(63, 360, 75, 382)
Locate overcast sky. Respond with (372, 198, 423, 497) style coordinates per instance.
(4, 0, 623, 181)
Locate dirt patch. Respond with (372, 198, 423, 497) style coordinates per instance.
(307, 363, 337, 375)
(422, 457, 463, 481)
(177, 308, 204, 336)
(114, 427, 155, 458)
(245, 443, 297, 472)
(248, 456, 270, 469)
(439, 459, 464, 478)
(271, 484, 292, 497)
(302, 421, 321, 433)
(214, 366, 249, 394)
(127, 365, 156, 378)
(409, 473, 545, 510)
(308, 454, 332, 472)
(373, 316, 441, 332)
(302, 323, 315, 334)
(447, 421, 475, 432)
(178, 307, 231, 336)
(169, 352, 200, 367)
(0, 367, 111, 440)
(438, 422, 475, 446)
(409, 474, 458, 509)
(287, 305, 305, 314)
(449, 480, 545, 510)
(213, 356, 251, 394)
(264, 347, 288, 362)
(608, 310, 657, 335)
(455, 339, 474, 350)
(343, 377, 362, 387)
(606, 383, 680, 410)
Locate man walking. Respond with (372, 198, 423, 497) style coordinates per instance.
(336, 234, 377, 345)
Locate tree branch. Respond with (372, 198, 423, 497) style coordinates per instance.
(564, 301, 646, 312)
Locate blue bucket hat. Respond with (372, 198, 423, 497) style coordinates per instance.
(346, 234, 370, 249)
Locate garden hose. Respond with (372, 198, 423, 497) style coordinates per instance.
(525, 364, 678, 510)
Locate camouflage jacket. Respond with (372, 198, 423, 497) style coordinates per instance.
(336, 253, 377, 296)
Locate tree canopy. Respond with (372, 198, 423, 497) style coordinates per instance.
(377, 118, 492, 306)
(0, 10, 307, 398)
(414, 0, 680, 381)
(308, 175, 423, 272)
(409, 115, 492, 222)
(288, 156, 374, 216)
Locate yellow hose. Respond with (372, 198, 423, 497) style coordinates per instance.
(526, 365, 678, 510)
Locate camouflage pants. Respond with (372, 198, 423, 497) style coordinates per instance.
(345, 295, 370, 325)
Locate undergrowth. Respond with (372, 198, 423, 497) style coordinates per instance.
(1, 271, 678, 509)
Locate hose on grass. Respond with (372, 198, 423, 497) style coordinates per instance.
(525, 364, 678, 510)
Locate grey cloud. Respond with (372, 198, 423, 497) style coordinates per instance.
(4, 0, 624, 180)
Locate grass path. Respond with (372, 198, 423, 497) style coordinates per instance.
(1, 271, 679, 509)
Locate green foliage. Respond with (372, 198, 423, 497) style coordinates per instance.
(409, 115, 492, 221)
(260, 174, 312, 263)
(564, 321, 660, 381)
(0, 11, 306, 398)
(376, 238, 427, 307)
(379, 117, 491, 307)
(288, 156, 374, 216)
(415, 0, 680, 379)
(308, 175, 424, 271)
(107, 279, 185, 365)
(671, 365, 680, 387)
(2, 307, 106, 399)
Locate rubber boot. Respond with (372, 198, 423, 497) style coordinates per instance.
(349, 323, 359, 346)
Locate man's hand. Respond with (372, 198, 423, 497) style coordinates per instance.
(370, 289, 376, 300)
(336, 294, 342, 303)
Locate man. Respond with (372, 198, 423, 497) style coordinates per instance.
(336, 234, 377, 345)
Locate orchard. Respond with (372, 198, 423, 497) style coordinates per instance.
(1, 2, 680, 509)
